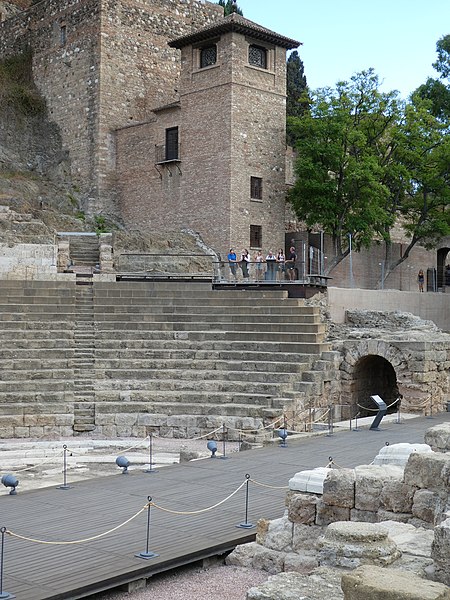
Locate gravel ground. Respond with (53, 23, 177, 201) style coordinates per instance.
(99, 564, 268, 600)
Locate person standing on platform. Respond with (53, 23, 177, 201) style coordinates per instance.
(228, 248, 238, 281)
(286, 246, 297, 281)
(240, 249, 250, 279)
(277, 249, 286, 281)
(254, 250, 264, 281)
(265, 250, 277, 281)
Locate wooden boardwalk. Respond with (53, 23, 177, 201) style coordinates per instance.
(1, 413, 449, 600)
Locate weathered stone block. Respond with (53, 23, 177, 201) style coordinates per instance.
(377, 510, 411, 524)
(355, 465, 403, 512)
(404, 452, 450, 492)
(251, 545, 285, 574)
(322, 468, 355, 509)
(341, 565, 450, 600)
(292, 523, 323, 553)
(380, 480, 415, 513)
(425, 423, 450, 453)
(283, 552, 318, 573)
(226, 541, 259, 568)
(256, 516, 293, 552)
(412, 489, 446, 525)
(432, 518, 450, 586)
(316, 499, 350, 526)
(350, 509, 378, 523)
(287, 492, 318, 525)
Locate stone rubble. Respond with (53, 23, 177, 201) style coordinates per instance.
(226, 436, 450, 599)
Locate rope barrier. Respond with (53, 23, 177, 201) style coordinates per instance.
(228, 414, 284, 435)
(116, 435, 150, 453)
(150, 480, 247, 516)
(249, 478, 288, 490)
(9, 450, 64, 473)
(356, 397, 400, 412)
(6, 504, 149, 545)
(192, 426, 224, 440)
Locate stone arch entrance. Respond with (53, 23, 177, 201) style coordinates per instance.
(353, 355, 399, 417)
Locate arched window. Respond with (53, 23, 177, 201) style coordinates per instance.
(248, 45, 267, 69)
(200, 45, 217, 69)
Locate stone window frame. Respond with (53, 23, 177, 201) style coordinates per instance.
(200, 45, 217, 69)
(246, 38, 274, 72)
(193, 37, 220, 73)
(250, 176, 263, 201)
(250, 225, 262, 249)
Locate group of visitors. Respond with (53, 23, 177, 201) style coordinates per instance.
(227, 247, 297, 282)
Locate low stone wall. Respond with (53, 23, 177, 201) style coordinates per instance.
(0, 242, 57, 279)
(328, 287, 450, 332)
(227, 442, 450, 588)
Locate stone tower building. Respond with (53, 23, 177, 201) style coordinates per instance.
(117, 13, 299, 254)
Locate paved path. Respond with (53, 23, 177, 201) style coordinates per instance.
(1, 413, 449, 600)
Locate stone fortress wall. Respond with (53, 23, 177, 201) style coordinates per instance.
(0, 0, 222, 217)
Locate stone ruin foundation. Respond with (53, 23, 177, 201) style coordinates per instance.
(227, 423, 450, 600)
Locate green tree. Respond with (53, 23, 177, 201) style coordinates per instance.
(415, 35, 450, 121)
(288, 69, 450, 285)
(286, 50, 309, 118)
(217, 0, 243, 16)
(386, 96, 450, 274)
(288, 70, 402, 274)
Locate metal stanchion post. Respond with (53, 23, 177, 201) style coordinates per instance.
(326, 405, 334, 436)
(219, 423, 229, 460)
(135, 497, 159, 560)
(352, 412, 361, 432)
(144, 433, 158, 473)
(57, 444, 72, 490)
(0, 527, 15, 599)
(236, 474, 254, 529)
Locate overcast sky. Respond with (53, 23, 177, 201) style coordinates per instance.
(239, 0, 450, 98)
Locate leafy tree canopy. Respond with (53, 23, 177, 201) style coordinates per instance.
(217, 0, 243, 16)
(414, 34, 450, 120)
(288, 68, 450, 282)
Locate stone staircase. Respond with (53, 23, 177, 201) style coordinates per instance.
(0, 280, 336, 439)
(73, 281, 96, 433)
(68, 234, 100, 268)
(91, 282, 331, 438)
(0, 281, 76, 438)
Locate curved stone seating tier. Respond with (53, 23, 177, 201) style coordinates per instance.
(0, 281, 334, 438)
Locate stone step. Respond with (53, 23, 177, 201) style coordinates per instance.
(94, 323, 324, 340)
(0, 366, 74, 376)
(93, 304, 318, 315)
(0, 304, 76, 314)
(0, 380, 73, 391)
(73, 424, 96, 432)
(93, 336, 329, 354)
(94, 358, 309, 374)
(0, 391, 73, 403)
(93, 314, 323, 328)
(98, 368, 293, 387)
(0, 296, 75, 305)
(0, 321, 74, 330)
(97, 377, 285, 395)
(93, 346, 315, 363)
(0, 350, 75, 360)
(95, 401, 281, 419)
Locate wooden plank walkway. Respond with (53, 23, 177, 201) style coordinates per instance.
(1, 413, 449, 600)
